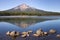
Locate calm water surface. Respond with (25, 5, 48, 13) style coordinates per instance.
(0, 16, 60, 28)
(0, 18, 52, 28)
(0, 16, 60, 40)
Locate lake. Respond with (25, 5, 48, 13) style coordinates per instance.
(0, 16, 60, 40)
(0, 16, 60, 28)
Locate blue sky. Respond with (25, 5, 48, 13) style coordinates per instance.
(0, 0, 60, 12)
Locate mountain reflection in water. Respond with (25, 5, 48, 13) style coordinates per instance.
(0, 18, 52, 28)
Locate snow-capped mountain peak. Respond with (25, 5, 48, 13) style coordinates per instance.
(14, 3, 29, 10)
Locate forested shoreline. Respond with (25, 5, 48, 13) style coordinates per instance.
(0, 11, 60, 16)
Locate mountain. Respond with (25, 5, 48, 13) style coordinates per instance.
(0, 3, 60, 16)
(6, 3, 45, 13)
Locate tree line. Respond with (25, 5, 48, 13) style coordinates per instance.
(0, 11, 60, 16)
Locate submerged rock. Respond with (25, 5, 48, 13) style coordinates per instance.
(6, 31, 20, 40)
(56, 34, 60, 38)
(21, 32, 29, 38)
(44, 32, 48, 35)
(49, 29, 56, 34)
